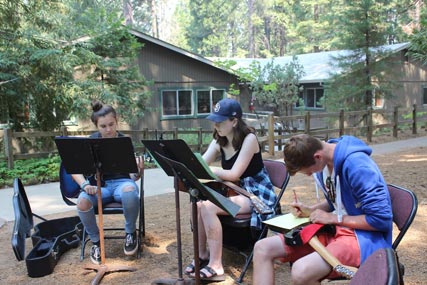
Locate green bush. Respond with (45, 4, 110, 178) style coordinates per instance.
(0, 154, 159, 189)
(0, 155, 61, 188)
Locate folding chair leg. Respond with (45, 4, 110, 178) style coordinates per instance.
(237, 250, 254, 283)
(137, 178, 145, 259)
(137, 226, 143, 259)
(237, 225, 269, 283)
(141, 190, 145, 237)
(81, 229, 88, 261)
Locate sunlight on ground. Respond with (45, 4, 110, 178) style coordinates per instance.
(145, 239, 175, 255)
(397, 154, 427, 162)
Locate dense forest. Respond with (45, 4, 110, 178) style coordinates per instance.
(139, 0, 424, 58)
(1, 0, 427, 131)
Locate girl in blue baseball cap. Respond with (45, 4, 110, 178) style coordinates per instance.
(185, 98, 277, 281)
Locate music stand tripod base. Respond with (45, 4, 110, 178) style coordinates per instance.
(151, 278, 197, 285)
(84, 264, 137, 285)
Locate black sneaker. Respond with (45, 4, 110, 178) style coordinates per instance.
(124, 231, 138, 256)
(90, 244, 101, 265)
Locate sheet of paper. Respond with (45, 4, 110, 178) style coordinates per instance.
(263, 213, 310, 232)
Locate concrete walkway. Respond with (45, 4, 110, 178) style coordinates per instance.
(1, 136, 426, 225)
(0, 168, 174, 223)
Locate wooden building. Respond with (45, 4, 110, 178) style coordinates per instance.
(79, 31, 427, 131)
(130, 29, 242, 131)
(231, 42, 427, 113)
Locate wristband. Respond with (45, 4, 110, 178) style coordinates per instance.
(80, 180, 90, 190)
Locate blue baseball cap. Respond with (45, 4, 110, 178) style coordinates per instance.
(207, 98, 242, 123)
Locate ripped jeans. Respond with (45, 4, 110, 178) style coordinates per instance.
(77, 178, 139, 243)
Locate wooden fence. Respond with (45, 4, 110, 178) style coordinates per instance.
(1, 104, 426, 169)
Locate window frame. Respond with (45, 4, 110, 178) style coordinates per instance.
(161, 89, 194, 119)
(196, 89, 225, 116)
(423, 87, 427, 106)
(160, 88, 226, 120)
(372, 89, 385, 109)
(295, 87, 324, 110)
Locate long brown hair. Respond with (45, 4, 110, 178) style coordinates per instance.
(213, 118, 256, 150)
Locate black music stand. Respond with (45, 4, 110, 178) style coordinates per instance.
(55, 136, 138, 285)
(142, 139, 240, 285)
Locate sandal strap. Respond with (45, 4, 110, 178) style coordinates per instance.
(185, 258, 209, 274)
(200, 266, 217, 278)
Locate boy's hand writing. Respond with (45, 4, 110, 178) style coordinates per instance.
(290, 201, 311, 218)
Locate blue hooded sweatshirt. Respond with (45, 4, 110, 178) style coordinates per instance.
(315, 136, 393, 263)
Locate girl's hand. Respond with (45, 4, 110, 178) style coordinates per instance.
(131, 155, 143, 181)
(84, 185, 98, 195)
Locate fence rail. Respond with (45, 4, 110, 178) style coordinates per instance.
(1, 105, 426, 169)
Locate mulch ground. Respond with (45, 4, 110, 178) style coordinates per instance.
(1, 133, 426, 284)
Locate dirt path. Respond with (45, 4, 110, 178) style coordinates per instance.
(1, 136, 426, 284)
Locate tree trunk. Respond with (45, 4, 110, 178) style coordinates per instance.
(247, 0, 255, 57)
(149, 0, 159, 38)
(313, 4, 319, 52)
(122, 0, 134, 26)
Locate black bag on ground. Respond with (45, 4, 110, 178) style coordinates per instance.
(11, 178, 83, 278)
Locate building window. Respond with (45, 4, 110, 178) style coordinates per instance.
(196, 89, 225, 115)
(372, 89, 385, 109)
(423, 87, 427, 105)
(162, 89, 193, 117)
(161, 88, 225, 118)
(296, 88, 324, 109)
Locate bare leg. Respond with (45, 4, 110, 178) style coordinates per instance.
(253, 235, 285, 285)
(196, 201, 209, 259)
(199, 201, 224, 275)
(195, 195, 252, 277)
(253, 235, 332, 285)
(291, 252, 331, 285)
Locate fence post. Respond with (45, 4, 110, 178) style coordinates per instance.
(277, 126, 283, 151)
(393, 106, 398, 138)
(61, 126, 68, 137)
(173, 127, 178, 139)
(412, 104, 417, 135)
(339, 110, 344, 137)
(4, 128, 14, 169)
(367, 109, 373, 142)
(259, 125, 266, 152)
(198, 127, 203, 153)
(268, 114, 275, 156)
(305, 112, 311, 134)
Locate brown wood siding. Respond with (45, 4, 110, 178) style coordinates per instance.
(381, 51, 427, 109)
(135, 39, 242, 130)
(130, 36, 427, 131)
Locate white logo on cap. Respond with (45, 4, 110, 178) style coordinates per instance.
(214, 102, 221, 113)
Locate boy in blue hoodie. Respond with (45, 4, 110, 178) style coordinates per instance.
(253, 134, 392, 285)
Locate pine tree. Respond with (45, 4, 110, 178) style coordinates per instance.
(0, 0, 151, 131)
(408, 3, 427, 65)
(186, 0, 245, 57)
(324, 0, 403, 112)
